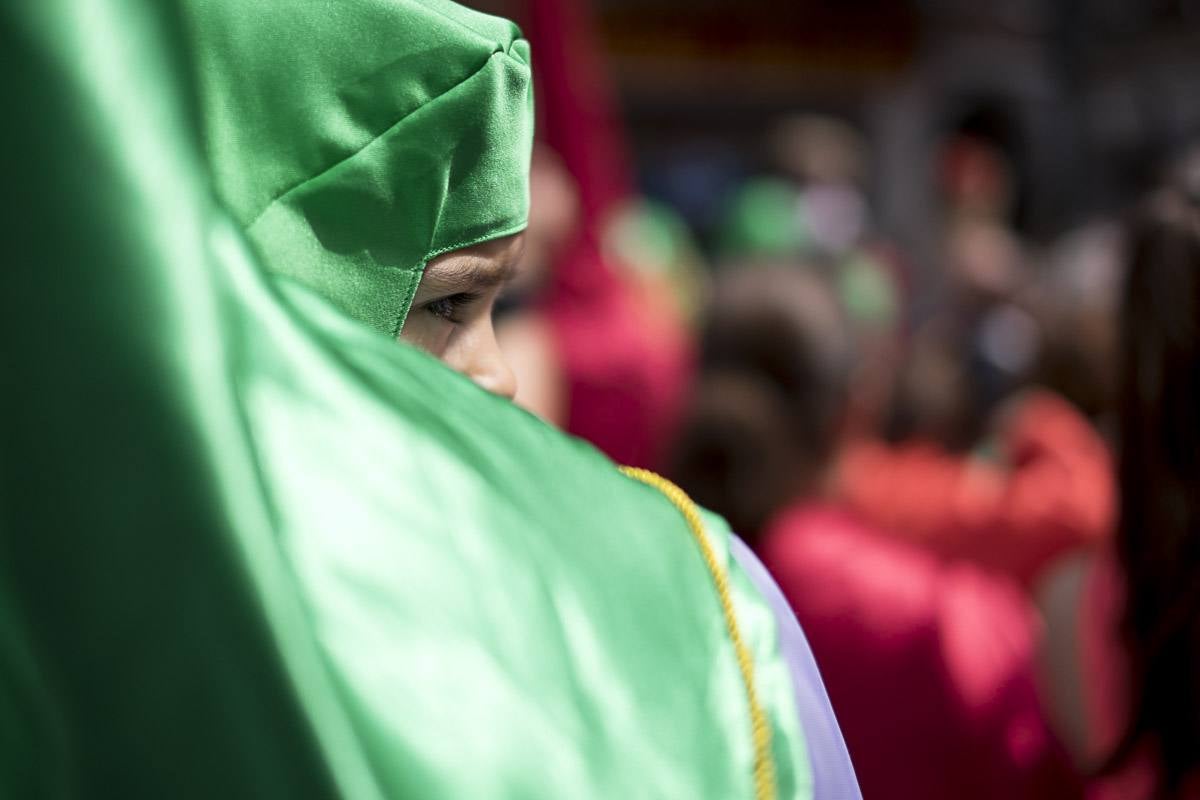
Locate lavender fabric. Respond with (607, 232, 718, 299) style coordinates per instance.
(731, 536, 863, 800)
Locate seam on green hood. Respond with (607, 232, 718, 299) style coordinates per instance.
(245, 45, 528, 233)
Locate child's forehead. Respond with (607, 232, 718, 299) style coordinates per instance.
(421, 235, 524, 292)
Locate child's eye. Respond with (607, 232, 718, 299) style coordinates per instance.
(423, 293, 477, 323)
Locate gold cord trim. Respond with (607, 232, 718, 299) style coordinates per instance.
(618, 466, 777, 800)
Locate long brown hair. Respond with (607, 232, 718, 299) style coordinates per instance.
(1109, 179, 1200, 796)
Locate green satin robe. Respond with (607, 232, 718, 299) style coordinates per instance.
(0, 1, 811, 798)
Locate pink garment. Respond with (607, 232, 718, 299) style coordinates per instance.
(759, 503, 1081, 800)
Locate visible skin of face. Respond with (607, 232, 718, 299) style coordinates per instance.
(401, 233, 523, 400)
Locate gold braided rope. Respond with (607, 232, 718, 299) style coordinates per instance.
(618, 466, 777, 800)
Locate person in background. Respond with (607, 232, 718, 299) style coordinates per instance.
(836, 187, 1116, 588)
(1042, 160, 1200, 800)
(1032, 218, 1126, 433)
(511, 0, 692, 469)
(497, 144, 702, 433)
(669, 265, 1082, 800)
(712, 118, 1112, 591)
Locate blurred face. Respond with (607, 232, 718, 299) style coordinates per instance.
(402, 234, 523, 400)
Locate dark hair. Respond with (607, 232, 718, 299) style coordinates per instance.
(666, 266, 852, 536)
(1108, 182, 1200, 796)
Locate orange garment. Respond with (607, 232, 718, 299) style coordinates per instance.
(838, 391, 1114, 585)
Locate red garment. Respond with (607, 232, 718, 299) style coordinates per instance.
(760, 503, 1081, 800)
(838, 391, 1114, 585)
(518, 0, 690, 468)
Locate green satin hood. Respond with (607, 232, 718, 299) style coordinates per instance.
(185, 0, 534, 337)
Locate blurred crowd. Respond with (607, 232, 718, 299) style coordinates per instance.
(488, 0, 1200, 797)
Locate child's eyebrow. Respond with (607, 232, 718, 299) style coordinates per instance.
(421, 256, 517, 293)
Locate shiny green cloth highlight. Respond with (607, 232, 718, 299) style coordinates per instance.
(185, 0, 534, 337)
(1, 1, 810, 798)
